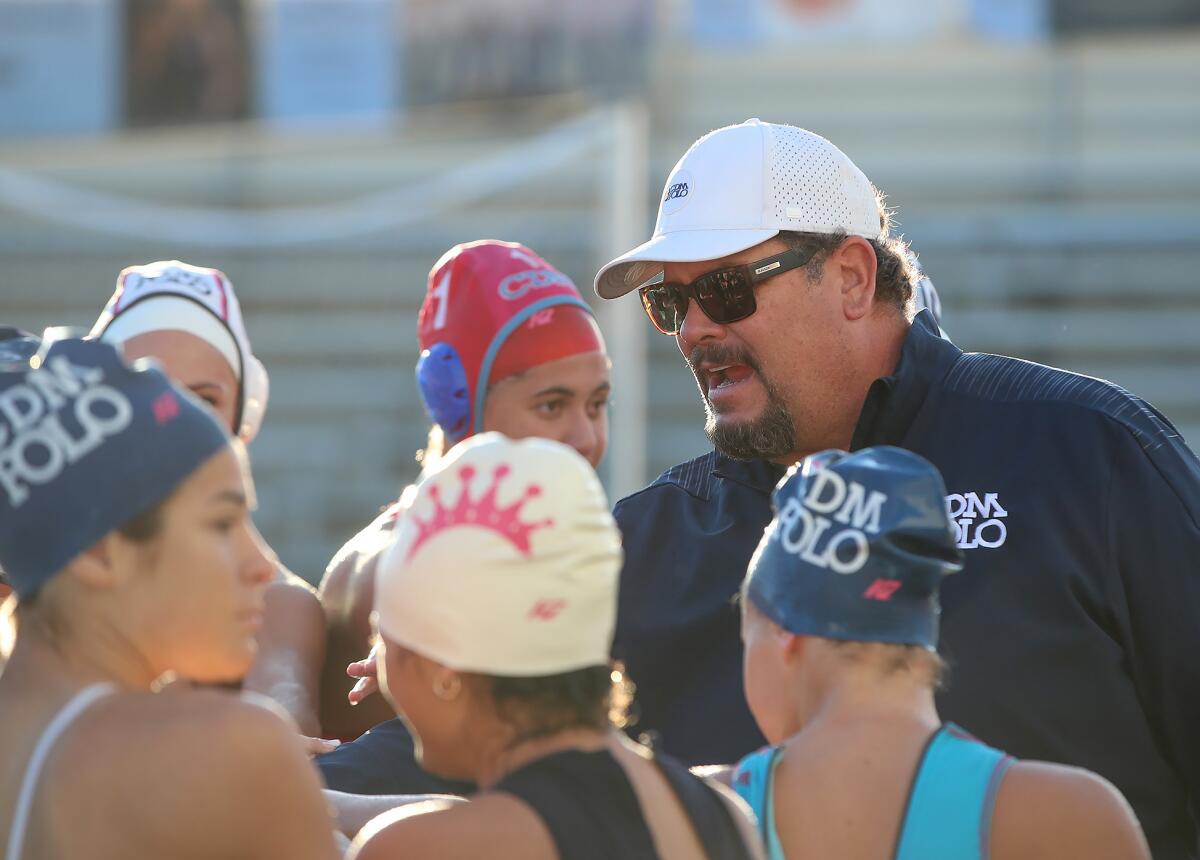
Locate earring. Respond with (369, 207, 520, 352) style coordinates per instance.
(433, 675, 462, 701)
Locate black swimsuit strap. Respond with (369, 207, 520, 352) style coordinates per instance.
(651, 752, 756, 860)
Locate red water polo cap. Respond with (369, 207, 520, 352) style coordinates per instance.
(416, 240, 603, 441)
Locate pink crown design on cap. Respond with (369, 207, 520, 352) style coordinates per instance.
(407, 464, 553, 561)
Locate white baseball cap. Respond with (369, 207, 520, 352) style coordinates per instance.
(91, 260, 270, 441)
(595, 119, 883, 299)
(374, 432, 623, 677)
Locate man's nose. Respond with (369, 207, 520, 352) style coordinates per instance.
(676, 297, 727, 355)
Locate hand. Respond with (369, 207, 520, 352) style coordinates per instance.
(303, 735, 341, 757)
(346, 645, 379, 706)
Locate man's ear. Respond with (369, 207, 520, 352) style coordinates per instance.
(835, 237, 879, 322)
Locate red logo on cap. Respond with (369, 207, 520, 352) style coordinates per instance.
(527, 599, 567, 621)
(152, 391, 181, 425)
(407, 464, 553, 560)
(863, 578, 902, 601)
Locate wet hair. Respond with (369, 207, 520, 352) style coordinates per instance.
(742, 596, 947, 688)
(827, 639, 948, 689)
(480, 664, 633, 745)
(117, 500, 166, 543)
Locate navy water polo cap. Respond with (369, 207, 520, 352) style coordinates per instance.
(0, 336, 229, 598)
(745, 446, 964, 649)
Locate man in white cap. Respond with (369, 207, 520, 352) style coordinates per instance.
(92, 261, 328, 742)
(594, 119, 1200, 859)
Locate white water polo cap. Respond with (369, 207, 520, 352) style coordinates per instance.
(375, 433, 623, 676)
(91, 260, 269, 442)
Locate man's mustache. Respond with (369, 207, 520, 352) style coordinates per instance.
(687, 344, 763, 380)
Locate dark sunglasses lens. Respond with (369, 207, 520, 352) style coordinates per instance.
(642, 284, 685, 334)
(696, 268, 755, 323)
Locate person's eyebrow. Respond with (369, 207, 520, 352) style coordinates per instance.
(532, 385, 576, 399)
(190, 381, 231, 396)
(590, 382, 612, 396)
(210, 489, 249, 508)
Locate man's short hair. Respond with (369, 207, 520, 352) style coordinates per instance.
(778, 228, 917, 315)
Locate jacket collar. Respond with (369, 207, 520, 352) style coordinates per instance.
(851, 309, 962, 450)
(712, 454, 787, 495)
(708, 311, 960, 494)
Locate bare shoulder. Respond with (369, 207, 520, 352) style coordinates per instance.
(991, 761, 1150, 860)
(262, 575, 326, 637)
(351, 791, 555, 860)
(318, 509, 395, 618)
(70, 689, 303, 783)
(54, 690, 336, 858)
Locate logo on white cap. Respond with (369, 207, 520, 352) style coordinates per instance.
(661, 170, 694, 216)
(375, 433, 622, 677)
(405, 463, 553, 561)
(93, 261, 270, 442)
(114, 262, 228, 319)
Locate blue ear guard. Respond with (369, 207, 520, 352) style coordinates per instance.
(416, 342, 470, 443)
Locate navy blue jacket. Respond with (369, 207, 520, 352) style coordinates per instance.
(317, 717, 475, 796)
(613, 312, 1200, 859)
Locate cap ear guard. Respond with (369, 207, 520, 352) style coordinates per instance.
(238, 354, 269, 442)
(416, 342, 470, 444)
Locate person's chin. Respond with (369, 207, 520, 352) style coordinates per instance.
(185, 653, 254, 687)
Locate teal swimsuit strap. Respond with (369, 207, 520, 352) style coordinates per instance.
(732, 745, 787, 860)
(894, 724, 1014, 860)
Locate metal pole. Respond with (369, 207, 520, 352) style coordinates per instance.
(600, 100, 651, 501)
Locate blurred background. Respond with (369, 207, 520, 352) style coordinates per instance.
(2, 0, 1197, 583)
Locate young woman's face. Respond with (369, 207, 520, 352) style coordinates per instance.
(120, 445, 273, 683)
(122, 331, 239, 432)
(482, 351, 610, 468)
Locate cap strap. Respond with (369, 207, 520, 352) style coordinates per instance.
(471, 296, 593, 436)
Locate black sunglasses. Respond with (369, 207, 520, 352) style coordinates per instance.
(638, 247, 815, 335)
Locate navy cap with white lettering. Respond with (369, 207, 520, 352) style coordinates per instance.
(0, 336, 228, 599)
(744, 446, 963, 649)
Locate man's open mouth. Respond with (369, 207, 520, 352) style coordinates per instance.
(704, 363, 754, 394)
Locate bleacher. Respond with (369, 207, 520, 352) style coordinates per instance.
(1, 33, 1196, 580)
